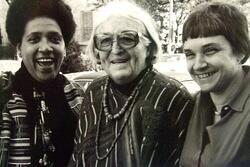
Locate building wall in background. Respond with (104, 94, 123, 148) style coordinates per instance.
(0, 1, 9, 45)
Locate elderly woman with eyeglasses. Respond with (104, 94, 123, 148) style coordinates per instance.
(68, 1, 193, 167)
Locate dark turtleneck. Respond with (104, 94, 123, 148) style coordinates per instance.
(110, 65, 152, 96)
(12, 63, 77, 166)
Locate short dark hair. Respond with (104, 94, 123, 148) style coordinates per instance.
(6, 0, 76, 46)
(182, 2, 250, 63)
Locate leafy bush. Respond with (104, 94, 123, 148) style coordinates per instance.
(60, 40, 95, 74)
(0, 45, 16, 60)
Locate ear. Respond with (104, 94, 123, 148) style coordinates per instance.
(16, 44, 22, 58)
(94, 49, 101, 65)
(145, 45, 149, 57)
(147, 44, 154, 57)
(95, 55, 101, 65)
(236, 54, 245, 64)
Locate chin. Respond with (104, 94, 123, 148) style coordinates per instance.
(200, 85, 215, 93)
(111, 75, 134, 85)
(200, 88, 211, 93)
(37, 75, 56, 83)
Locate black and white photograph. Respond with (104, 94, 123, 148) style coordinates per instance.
(0, 0, 250, 166)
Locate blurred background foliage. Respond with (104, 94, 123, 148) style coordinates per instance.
(60, 40, 95, 73)
(1, 0, 250, 73)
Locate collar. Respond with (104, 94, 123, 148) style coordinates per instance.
(228, 66, 250, 112)
(202, 66, 250, 113)
(14, 62, 65, 93)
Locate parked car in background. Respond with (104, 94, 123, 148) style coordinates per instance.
(66, 70, 106, 91)
(154, 61, 200, 95)
(67, 63, 200, 95)
(0, 60, 21, 73)
(0, 59, 200, 94)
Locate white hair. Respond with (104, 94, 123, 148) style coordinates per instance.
(86, 0, 161, 65)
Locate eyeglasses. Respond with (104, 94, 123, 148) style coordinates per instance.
(94, 30, 149, 51)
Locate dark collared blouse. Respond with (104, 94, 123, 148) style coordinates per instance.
(180, 66, 250, 167)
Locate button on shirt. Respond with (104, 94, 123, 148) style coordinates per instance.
(180, 66, 250, 167)
(220, 105, 231, 118)
(214, 105, 232, 123)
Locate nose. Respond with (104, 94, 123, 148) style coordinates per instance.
(38, 38, 53, 53)
(110, 39, 123, 55)
(193, 54, 208, 70)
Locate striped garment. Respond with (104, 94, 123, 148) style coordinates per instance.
(0, 75, 84, 166)
(69, 69, 194, 167)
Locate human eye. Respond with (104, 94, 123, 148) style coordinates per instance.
(49, 33, 63, 44)
(94, 34, 113, 51)
(203, 46, 220, 56)
(27, 34, 40, 44)
(119, 32, 137, 46)
(120, 36, 135, 45)
(100, 36, 112, 47)
(184, 50, 195, 59)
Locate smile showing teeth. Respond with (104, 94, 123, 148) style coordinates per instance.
(36, 58, 54, 66)
(37, 58, 53, 62)
(111, 59, 128, 64)
(197, 71, 216, 79)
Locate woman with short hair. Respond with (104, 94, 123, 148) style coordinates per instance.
(180, 2, 250, 167)
(0, 0, 83, 166)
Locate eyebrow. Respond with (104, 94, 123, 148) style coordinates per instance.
(26, 31, 63, 38)
(96, 30, 138, 35)
(96, 32, 112, 35)
(184, 42, 219, 51)
(28, 30, 62, 34)
(48, 32, 63, 37)
(26, 32, 40, 37)
(202, 43, 218, 48)
(183, 49, 192, 53)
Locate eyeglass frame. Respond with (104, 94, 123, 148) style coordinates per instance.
(93, 30, 151, 52)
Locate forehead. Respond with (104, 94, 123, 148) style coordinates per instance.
(96, 16, 146, 34)
(183, 35, 231, 50)
(24, 17, 62, 35)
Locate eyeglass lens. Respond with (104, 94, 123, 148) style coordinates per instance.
(94, 31, 139, 51)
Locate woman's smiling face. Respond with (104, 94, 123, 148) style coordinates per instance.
(183, 35, 242, 93)
(95, 16, 150, 85)
(18, 17, 65, 83)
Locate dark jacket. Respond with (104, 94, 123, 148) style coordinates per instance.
(69, 69, 194, 167)
(0, 69, 84, 166)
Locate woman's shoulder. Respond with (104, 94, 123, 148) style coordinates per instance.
(0, 71, 14, 90)
(85, 75, 108, 93)
(0, 71, 15, 109)
(150, 69, 192, 97)
(152, 69, 182, 86)
(61, 74, 85, 95)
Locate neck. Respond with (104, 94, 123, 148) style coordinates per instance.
(14, 63, 63, 93)
(210, 69, 244, 110)
(110, 66, 151, 96)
